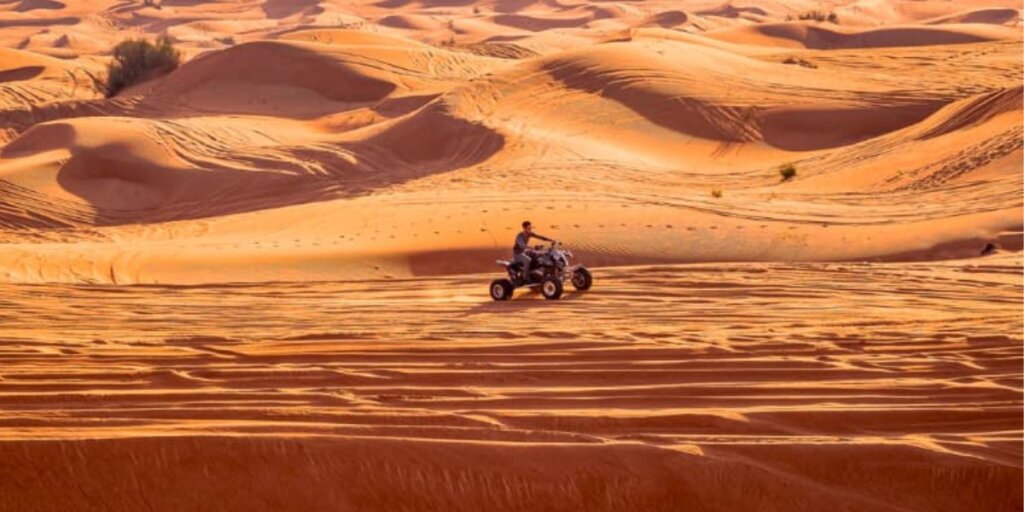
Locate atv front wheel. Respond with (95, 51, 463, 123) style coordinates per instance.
(571, 267, 592, 291)
(540, 277, 563, 300)
(490, 279, 514, 301)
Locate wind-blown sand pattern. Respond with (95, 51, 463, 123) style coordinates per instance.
(0, 0, 1021, 510)
(2, 258, 1022, 511)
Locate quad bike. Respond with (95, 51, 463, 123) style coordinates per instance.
(489, 241, 592, 301)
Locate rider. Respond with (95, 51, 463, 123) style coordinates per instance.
(513, 220, 554, 282)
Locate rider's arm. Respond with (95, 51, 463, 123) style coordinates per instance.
(531, 233, 554, 243)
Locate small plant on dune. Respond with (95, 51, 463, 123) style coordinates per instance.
(216, 36, 236, 46)
(787, 10, 839, 23)
(779, 163, 797, 182)
(711, 188, 723, 198)
(101, 35, 180, 98)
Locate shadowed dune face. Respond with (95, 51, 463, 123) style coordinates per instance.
(757, 101, 947, 150)
(540, 44, 951, 150)
(0, 64, 43, 81)
(709, 22, 1020, 50)
(365, 100, 506, 165)
(151, 41, 399, 109)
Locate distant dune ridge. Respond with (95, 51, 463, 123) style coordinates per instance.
(0, 1, 1021, 510)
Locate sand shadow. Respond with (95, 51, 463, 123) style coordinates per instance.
(462, 289, 588, 316)
(0, 66, 44, 83)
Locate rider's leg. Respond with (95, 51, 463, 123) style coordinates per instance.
(514, 253, 531, 282)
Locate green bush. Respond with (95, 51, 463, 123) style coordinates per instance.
(102, 36, 180, 98)
(779, 163, 797, 182)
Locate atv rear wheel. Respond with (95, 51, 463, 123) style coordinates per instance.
(490, 279, 514, 301)
(571, 267, 592, 291)
(540, 277, 563, 300)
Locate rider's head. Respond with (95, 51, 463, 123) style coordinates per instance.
(522, 220, 532, 234)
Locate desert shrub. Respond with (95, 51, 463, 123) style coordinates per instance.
(787, 11, 838, 23)
(711, 188, 723, 198)
(216, 36, 236, 46)
(102, 36, 180, 97)
(779, 163, 797, 181)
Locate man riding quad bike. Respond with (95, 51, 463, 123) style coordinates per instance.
(489, 221, 592, 300)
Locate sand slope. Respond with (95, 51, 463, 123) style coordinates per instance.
(0, 258, 1021, 511)
(0, 20, 1020, 282)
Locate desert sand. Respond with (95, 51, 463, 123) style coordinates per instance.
(0, 0, 1021, 510)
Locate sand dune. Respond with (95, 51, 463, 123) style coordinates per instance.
(0, 26, 1019, 280)
(0, 258, 1021, 511)
(924, 7, 1022, 25)
(0, 0, 1021, 510)
(707, 21, 1020, 49)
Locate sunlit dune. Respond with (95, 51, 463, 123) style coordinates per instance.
(0, 0, 1020, 510)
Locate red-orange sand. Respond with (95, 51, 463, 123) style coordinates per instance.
(0, 0, 1021, 510)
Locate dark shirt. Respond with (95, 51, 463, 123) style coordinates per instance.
(514, 232, 548, 254)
